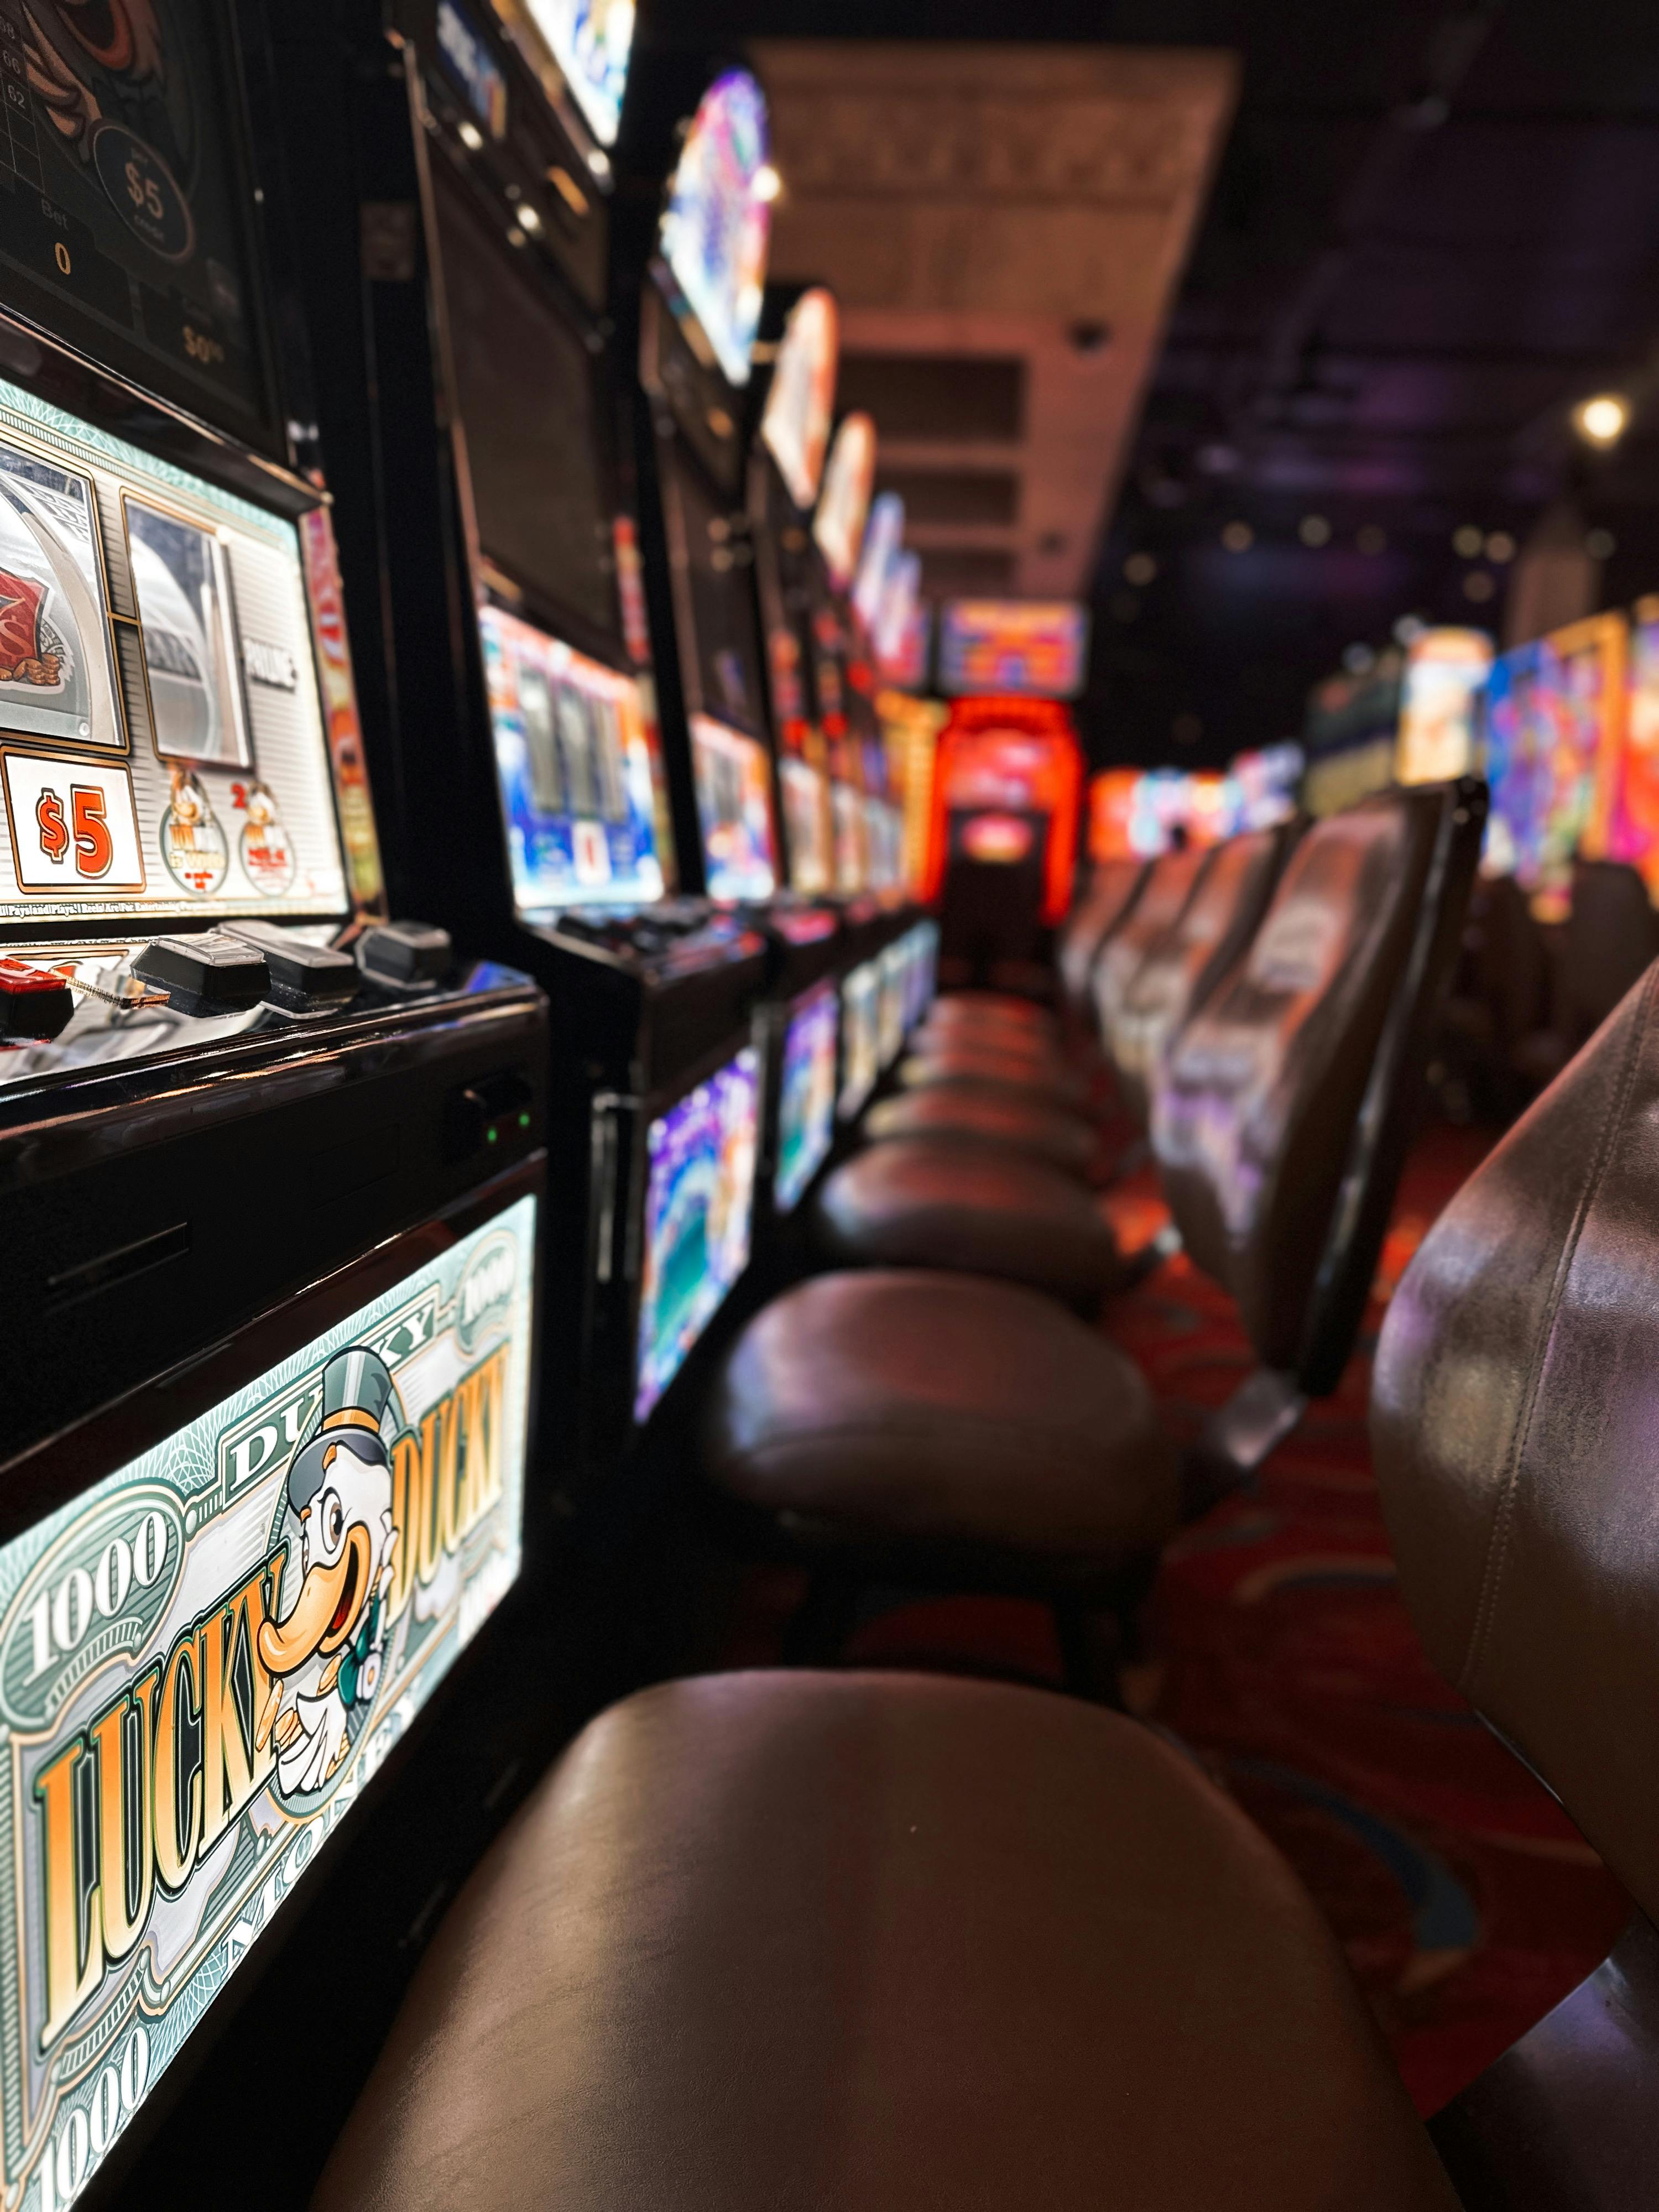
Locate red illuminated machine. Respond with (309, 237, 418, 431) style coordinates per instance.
(925, 698, 1084, 977)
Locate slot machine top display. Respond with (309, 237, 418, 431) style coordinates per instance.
(0, 6, 417, 1090)
(645, 66, 784, 907)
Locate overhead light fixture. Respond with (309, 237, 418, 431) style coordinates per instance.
(1123, 551, 1157, 586)
(754, 164, 782, 203)
(1220, 520, 1253, 553)
(1574, 393, 1631, 447)
(517, 203, 544, 235)
(1452, 524, 1484, 559)
(1463, 572, 1496, 603)
(457, 120, 484, 153)
(1298, 514, 1331, 547)
(1485, 530, 1516, 563)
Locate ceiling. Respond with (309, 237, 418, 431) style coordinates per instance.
(642, 0, 1659, 765)
(749, 41, 1235, 602)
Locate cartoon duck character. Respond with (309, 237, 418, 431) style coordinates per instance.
(255, 1348, 399, 1797)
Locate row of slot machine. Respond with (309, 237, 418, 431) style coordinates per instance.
(0, 7, 933, 2205)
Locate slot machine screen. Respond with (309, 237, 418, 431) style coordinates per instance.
(434, 166, 619, 644)
(0, 2, 273, 446)
(1484, 614, 1624, 920)
(912, 919, 940, 1025)
(0, 373, 348, 986)
(877, 939, 906, 1066)
(779, 755, 832, 895)
(481, 604, 666, 911)
(839, 957, 880, 1119)
(690, 714, 778, 899)
(1606, 598, 1659, 901)
(1395, 627, 1493, 785)
(832, 780, 865, 891)
(774, 978, 838, 1213)
(0, 1196, 535, 2210)
(635, 1048, 760, 1420)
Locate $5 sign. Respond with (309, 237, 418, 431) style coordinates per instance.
(35, 784, 113, 878)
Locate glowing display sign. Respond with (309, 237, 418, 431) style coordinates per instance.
(482, 606, 666, 911)
(0, 378, 348, 930)
(658, 69, 771, 388)
(760, 288, 837, 511)
(813, 414, 876, 590)
(524, 0, 636, 146)
(938, 600, 1089, 699)
(774, 979, 838, 1212)
(0, 1201, 534, 2210)
(1395, 627, 1493, 785)
(637, 1052, 760, 1418)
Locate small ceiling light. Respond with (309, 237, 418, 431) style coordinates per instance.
(457, 119, 485, 153)
(1485, 530, 1516, 563)
(1452, 524, 1485, 559)
(587, 147, 612, 180)
(517, 202, 544, 235)
(1221, 520, 1254, 553)
(1394, 613, 1427, 646)
(1587, 527, 1618, 560)
(1124, 551, 1157, 586)
(754, 164, 782, 203)
(1463, 571, 1496, 603)
(1299, 513, 1332, 547)
(1357, 525, 1387, 555)
(1574, 394, 1631, 447)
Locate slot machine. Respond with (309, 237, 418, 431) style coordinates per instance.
(0, 6, 550, 2203)
(265, 7, 775, 1492)
(621, 66, 891, 1258)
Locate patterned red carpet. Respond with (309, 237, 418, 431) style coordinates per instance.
(725, 1121, 1628, 2116)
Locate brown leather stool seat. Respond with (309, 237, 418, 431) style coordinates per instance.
(864, 1083, 1095, 1175)
(704, 1270, 1173, 1579)
(899, 1044, 1090, 1112)
(813, 1142, 1124, 1302)
(314, 1672, 1455, 2212)
(930, 987, 1056, 1032)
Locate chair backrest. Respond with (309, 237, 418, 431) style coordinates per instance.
(1056, 859, 1147, 1010)
(1091, 846, 1211, 1072)
(1373, 958, 1659, 1929)
(1108, 822, 1300, 1127)
(1151, 781, 1484, 1377)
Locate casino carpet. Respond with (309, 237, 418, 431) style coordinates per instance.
(721, 1120, 1629, 2116)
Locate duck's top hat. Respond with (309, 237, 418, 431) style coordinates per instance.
(286, 1348, 396, 1514)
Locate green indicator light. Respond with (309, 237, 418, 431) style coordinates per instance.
(518, 1112, 531, 1128)
(486, 1126, 498, 1143)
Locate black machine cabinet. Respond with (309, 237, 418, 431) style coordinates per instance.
(0, 4, 561, 2205)
(265, 6, 773, 1501)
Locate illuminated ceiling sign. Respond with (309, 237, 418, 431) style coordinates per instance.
(658, 69, 771, 387)
(760, 287, 838, 510)
(938, 599, 1091, 699)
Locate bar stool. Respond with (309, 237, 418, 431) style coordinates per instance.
(706, 781, 1486, 1645)
(316, 979, 1658, 2205)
